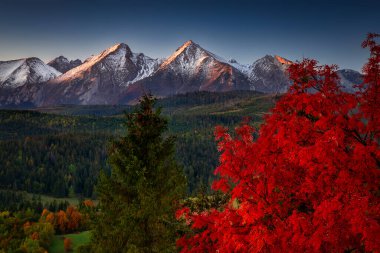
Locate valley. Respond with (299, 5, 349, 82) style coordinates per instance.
(0, 91, 276, 202)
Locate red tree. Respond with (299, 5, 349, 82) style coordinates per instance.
(66, 206, 82, 232)
(177, 34, 380, 252)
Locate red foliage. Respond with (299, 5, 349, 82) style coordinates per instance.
(40, 206, 82, 234)
(66, 206, 82, 232)
(56, 210, 69, 234)
(177, 34, 380, 252)
(83, 199, 95, 208)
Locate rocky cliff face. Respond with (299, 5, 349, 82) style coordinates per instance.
(47, 56, 82, 73)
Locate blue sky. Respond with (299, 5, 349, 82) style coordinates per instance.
(0, 0, 379, 71)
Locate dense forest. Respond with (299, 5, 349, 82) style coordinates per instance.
(0, 90, 275, 252)
(0, 91, 275, 200)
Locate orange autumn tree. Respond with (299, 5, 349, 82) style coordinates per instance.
(177, 34, 380, 252)
(56, 210, 69, 233)
(66, 206, 82, 232)
(40, 206, 83, 234)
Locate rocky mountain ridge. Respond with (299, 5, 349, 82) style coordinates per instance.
(0, 41, 363, 107)
(47, 56, 82, 73)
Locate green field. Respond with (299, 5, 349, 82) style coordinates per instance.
(25, 192, 81, 206)
(49, 231, 91, 253)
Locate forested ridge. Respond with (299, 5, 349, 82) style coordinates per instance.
(0, 91, 275, 199)
(0, 91, 275, 252)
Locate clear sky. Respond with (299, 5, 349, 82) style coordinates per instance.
(0, 0, 379, 71)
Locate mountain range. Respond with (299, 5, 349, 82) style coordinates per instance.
(0, 40, 363, 107)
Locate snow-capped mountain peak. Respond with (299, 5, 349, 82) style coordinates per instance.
(97, 43, 132, 61)
(51, 42, 133, 83)
(0, 42, 362, 107)
(160, 40, 201, 69)
(247, 55, 292, 93)
(158, 40, 229, 76)
(124, 40, 251, 103)
(39, 42, 162, 105)
(0, 57, 61, 88)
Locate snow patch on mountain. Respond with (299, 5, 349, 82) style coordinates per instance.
(0, 60, 26, 86)
(52, 43, 161, 87)
(249, 55, 274, 80)
(52, 43, 129, 83)
(0, 58, 61, 88)
(246, 55, 292, 92)
(228, 59, 250, 75)
(159, 40, 229, 80)
(127, 53, 162, 84)
(159, 40, 208, 73)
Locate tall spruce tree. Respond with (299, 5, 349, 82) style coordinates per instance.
(92, 94, 186, 253)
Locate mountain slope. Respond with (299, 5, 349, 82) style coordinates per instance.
(121, 40, 251, 103)
(247, 55, 292, 93)
(0, 42, 363, 107)
(40, 43, 161, 106)
(337, 69, 363, 92)
(0, 58, 61, 89)
(48, 56, 82, 73)
(245, 56, 362, 93)
(228, 59, 250, 76)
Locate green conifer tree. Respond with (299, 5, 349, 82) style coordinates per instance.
(92, 94, 186, 253)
